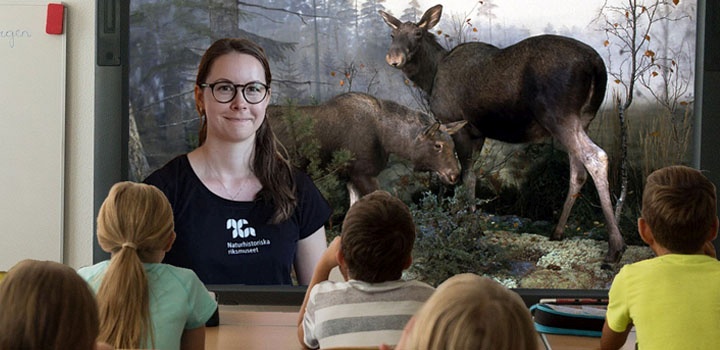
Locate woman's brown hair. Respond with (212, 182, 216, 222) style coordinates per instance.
(195, 37, 296, 223)
(0, 259, 100, 350)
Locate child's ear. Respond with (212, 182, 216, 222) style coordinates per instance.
(403, 254, 413, 270)
(638, 217, 655, 246)
(164, 231, 177, 252)
(336, 249, 349, 281)
(709, 217, 719, 241)
(336, 248, 344, 266)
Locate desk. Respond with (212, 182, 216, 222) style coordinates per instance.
(205, 306, 301, 350)
(206, 305, 636, 350)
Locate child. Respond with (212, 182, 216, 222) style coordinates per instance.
(0, 259, 113, 350)
(601, 165, 720, 349)
(78, 181, 217, 350)
(298, 190, 435, 349)
(386, 273, 538, 350)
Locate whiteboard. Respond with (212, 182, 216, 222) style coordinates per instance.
(0, 2, 66, 270)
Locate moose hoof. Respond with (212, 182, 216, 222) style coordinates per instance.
(601, 243, 628, 269)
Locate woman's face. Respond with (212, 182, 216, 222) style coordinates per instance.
(196, 52, 270, 144)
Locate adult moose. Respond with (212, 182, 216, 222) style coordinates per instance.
(379, 4, 625, 264)
(268, 92, 466, 204)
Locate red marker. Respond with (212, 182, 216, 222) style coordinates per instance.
(46, 3, 65, 35)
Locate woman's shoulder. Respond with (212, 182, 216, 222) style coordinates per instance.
(143, 154, 197, 195)
(292, 168, 313, 185)
(144, 154, 190, 180)
(292, 168, 331, 210)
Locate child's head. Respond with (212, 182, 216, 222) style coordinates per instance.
(396, 273, 538, 350)
(95, 181, 175, 348)
(0, 259, 100, 350)
(340, 190, 415, 282)
(642, 165, 717, 253)
(97, 181, 175, 257)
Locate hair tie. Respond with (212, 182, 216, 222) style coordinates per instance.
(121, 242, 137, 250)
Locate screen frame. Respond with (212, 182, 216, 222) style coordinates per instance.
(94, 0, 719, 308)
(201, 285, 610, 308)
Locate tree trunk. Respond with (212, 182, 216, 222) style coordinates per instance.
(209, 0, 238, 37)
(614, 99, 629, 222)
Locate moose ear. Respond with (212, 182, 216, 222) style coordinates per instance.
(418, 5, 442, 30)
(379, 10, 401, 30)
(440, 120, 468, 135)
(422, 121, 442, 137)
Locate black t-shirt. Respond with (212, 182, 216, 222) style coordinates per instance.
(144, 155, 332, 285)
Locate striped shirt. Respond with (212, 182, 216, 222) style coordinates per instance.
(302, 279, 435, 349)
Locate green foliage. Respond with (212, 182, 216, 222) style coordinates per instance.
(276, 100, 353, 226)
(407, 189, 510, 287)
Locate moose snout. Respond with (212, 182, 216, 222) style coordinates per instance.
(385, 51, 405, 68)
(435, 169, 460, 185)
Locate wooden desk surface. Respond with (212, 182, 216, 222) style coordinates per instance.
(206, 305, 636, 350)
(205, 306, 301, 350)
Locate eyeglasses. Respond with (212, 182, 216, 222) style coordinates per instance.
(198, 81, 269, 104)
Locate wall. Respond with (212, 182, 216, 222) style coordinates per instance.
(63, 0, 96, 268)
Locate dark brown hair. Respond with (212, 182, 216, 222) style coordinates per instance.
(341, 190, 416, 282)
(0, 259, 100, 350)
(642, 165, 717, 253)
(195, 38, 296, 223)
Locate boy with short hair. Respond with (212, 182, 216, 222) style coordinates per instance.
(601, 165, 720, 350)
(297, 190, 435, 349)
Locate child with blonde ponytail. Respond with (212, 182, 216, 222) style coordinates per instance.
(79, 181, 217, 350)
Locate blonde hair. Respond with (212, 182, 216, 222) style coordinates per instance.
(95, 181, 175, 349)
(402, 273, 538, 350)
(0, 259, 100, 350)
(642, 165, 717, 253)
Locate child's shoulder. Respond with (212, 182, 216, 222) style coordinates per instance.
(404, 279, 435, 289)
(76, 260, 110, 278)
(312, 279, 435, 295)
(619, 254, 720, 277)
(154, 262, 199, 276)
(350, 279, 435, 297)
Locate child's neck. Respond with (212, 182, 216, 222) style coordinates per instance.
(654, 246, 708, 256)
(145, 250, 165, 263)
(110, 249, 165, 264)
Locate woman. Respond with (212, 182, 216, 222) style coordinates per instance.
(144, 38, 331, 285)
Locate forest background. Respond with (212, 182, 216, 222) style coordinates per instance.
(127, 0, 698, 288)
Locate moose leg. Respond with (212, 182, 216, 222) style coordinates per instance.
(452, 128, 483, 209)
(552, 123, 626, 264)
(348, 175, 380, 207)
(347, 183, 361, 206)
(552, 154, 588, 241)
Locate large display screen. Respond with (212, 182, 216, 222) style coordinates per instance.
(122, 0, 699, 301)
